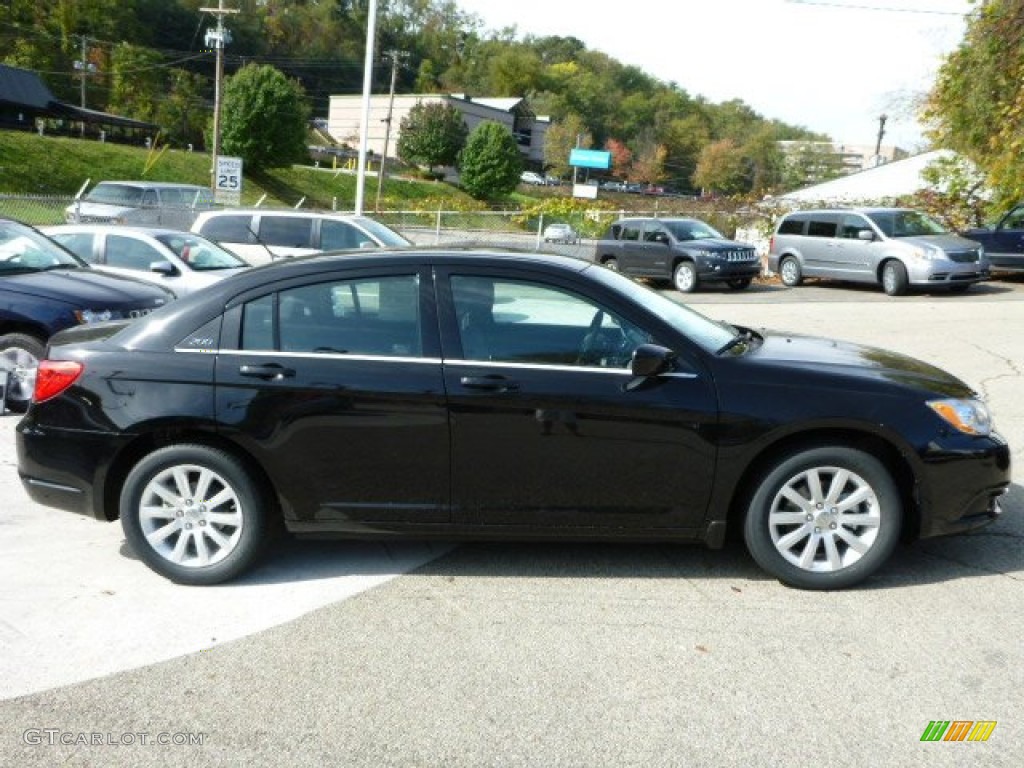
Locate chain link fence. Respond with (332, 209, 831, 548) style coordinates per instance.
(0, 194, 774, 264)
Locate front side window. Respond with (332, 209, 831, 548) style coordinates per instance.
(839, 214, 872, 240)
(240, 274, 421, 357)
(451, 275, 655, 368)
(1001, 205, 1024, 231)
(105, 235, 164, 270)
(621, 223, 642, 241)
(320, 220, 365, 250)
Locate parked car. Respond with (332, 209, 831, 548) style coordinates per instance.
(543, 222, 580, 244)
(768, 208, 989, 295)
(191, 209, 411, 265)
(65, 181, 215, 229)
(961, 203, 1024, 273)
(0, 218, 173, 410)
(593, 217, 761, 292)
(42, 225, 250, 296)
(520, 171, 546, 186)
(16, 249, 1010, 589)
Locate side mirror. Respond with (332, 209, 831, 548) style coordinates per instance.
(857, 229, 875, 242)
(630, 344, 677, 378)
(150, 260, 179, 276)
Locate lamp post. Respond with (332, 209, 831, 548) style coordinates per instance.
(354, 0, 379, 215)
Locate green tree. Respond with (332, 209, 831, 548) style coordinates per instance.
(397, 100, 468, 173)
(925, 0, 1024, 210)
(219, 63, 311, 170)
(156, 68, 209, 150)
(107, 43, 163, 124)
(544, 113, 591, 178)
(692, 139, 747, 196)
(458, 121, 523, 199)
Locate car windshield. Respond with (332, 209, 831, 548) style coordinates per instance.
(0, 221, 84, 273)
(84, 184, 145, 205)
(865, 210, 947, 238)
(586, 264, 736, 352)
(349, 216, 412, 247)
(155, 233, 248, 270)
(664, 220, 723, 241)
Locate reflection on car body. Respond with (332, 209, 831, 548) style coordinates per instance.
(16, 248, 1011, 590)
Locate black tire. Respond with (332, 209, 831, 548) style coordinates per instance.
(743, 446, 902, 590)
(779, 256, 802, 287)
(120, 444, 271, 585)
(602, 257, 619, 271)
(672, 261, 699, 293)
(0, 332, 46, 412)
(726, 277, 753, 290)
(881, 260, 909, 296)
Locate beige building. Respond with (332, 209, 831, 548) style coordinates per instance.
(326, 93, 549, 164)
(778, 140, 910, 176)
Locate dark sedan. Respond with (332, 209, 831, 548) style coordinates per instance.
(16, 249, 1011, 589)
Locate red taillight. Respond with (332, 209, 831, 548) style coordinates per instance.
(34, 360, 84, 403)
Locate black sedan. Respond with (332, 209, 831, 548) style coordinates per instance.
(16, 249, 1011, 589)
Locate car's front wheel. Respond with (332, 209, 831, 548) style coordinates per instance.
(120, 444, 271, 585)
(881, 260, 909, 296)
(601, 257, 619, 271)
(0, 332, 46, 412)
(672, 261, 699, 293)
(743, 446, 902, 590)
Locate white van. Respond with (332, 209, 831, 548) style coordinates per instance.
(190, 209, 411, 265)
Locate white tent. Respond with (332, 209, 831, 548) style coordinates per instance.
(775, 150, 953, 203)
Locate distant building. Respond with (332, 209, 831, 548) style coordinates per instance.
(778, 140, 910, 181)
(0, 63, 157, 143)
(326, 93, 550, 164)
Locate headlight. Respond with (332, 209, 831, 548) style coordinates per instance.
(910, 245, 940, 261)
(927, 398, 992, 436)
(75, 309, 116, 324)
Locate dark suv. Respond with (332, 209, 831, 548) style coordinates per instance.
(0, 218, 173, 410)
(593, 217, 761, 292)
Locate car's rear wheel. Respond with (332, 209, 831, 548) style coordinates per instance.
(601, 257, 619, 271)
(0, 333, 46, 412)
(672, 261, 698, 293)
(779, 256, 802, 287)
(743, 446, 901, 590)
(726, 277, 753, 290)
(120, 444, 271, 585)
(881, 260, 909, 296)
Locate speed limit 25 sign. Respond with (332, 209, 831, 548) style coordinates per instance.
(214, 156, 243, 204)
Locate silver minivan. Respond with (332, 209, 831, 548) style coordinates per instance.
(767, 208, 989, 295)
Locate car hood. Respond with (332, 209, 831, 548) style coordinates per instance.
(67, 201, 136, 218)
(746, 330, 973, 398)
(2, 269, 173, 307)
(895, 233, 981, 251)
(683, 237, 753, 250)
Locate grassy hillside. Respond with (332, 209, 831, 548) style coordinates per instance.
(0, 130, 483, 211)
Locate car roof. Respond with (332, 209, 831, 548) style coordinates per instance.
(44, 224, 199, 237)
(112, 248, 591, 351)
(194, 209, 367, 221)
(92, 181, 207, 190)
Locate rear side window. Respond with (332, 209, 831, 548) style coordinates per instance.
(622, 223, 642, 241)
(259, 216, 313, 249)
(777, 218, 805, 235)
(50, 233, 96, 262)
(807, 219, 838, 238)
(198, 215, 256, 244)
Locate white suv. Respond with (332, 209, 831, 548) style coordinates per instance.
(190, 209, 411, 265)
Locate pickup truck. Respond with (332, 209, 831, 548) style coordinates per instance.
(962, 204, 1024, 272)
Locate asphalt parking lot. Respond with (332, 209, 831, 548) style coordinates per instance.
(0, 276, 1021, 767)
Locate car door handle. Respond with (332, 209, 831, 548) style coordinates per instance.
(459, 375, 519, 392)
(239, 363, 296, 380)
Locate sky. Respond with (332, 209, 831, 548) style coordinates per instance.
(452, 0, 973, 151)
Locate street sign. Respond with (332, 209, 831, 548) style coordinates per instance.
(569, 148, 611, 170)
(214, 155, 243, 205)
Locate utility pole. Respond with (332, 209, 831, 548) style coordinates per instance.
(74, 35, 96, 136)
(354, 0, 380, 216)
(374, 49, 406, 213)
(874, 114, 888, 165)
(201, 1, 238, 190)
